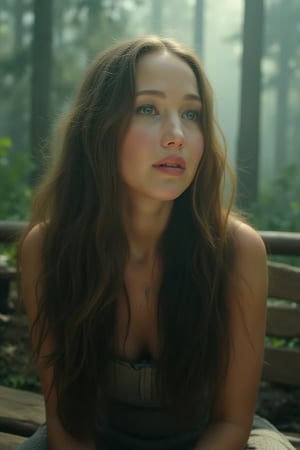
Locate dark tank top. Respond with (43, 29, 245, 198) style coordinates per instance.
(96, 358, 209, 450)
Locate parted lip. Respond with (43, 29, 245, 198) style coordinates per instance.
(152, 157, 186, 169)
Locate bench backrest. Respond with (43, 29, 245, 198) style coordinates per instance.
(263, 261, 300, 386)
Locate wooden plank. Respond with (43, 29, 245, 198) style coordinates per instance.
(0, 221, 27, 243)
(0, 386, 44, 427)
(268, 261, 300, 303)
(263, 347, 300, 386)
(261, 231, 300, 255)
(266, 305, 300, 337)
(0, 268, 17, 281)
(0, 432, 27, 450)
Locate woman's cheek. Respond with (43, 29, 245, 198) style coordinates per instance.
(192, 134, 205, 161)
(127, 125, 156, 151)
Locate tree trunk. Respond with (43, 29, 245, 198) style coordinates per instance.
(194, 0, 204, 60)
(10, 0, 26, 152)
(236, 0, 264, 210)
(30, 0, 53, 184)
(274, 5, 297, 172)
(86, 0, 102, 58)
(274, 22, 291, 171)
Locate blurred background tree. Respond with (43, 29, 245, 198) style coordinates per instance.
(236, 0, 264, 209)
(30, 0, 53, 184)
(0, 0, 299, 231)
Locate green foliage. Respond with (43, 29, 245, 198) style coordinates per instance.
(250, 163, 300, 263)
(0, 341, 41, 392)
(250, 164, 300, 263)
(250, 164, 300, 232)
(0, 370, 40, 393)
(0, 243, 16, 268)
(266, 336, 300, 349)
(0, 325, 41, 393)
(0, 137, 32, 220)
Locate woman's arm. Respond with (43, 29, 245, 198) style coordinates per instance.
(194, 222, 268, 450)
(21, 225, 96, 450)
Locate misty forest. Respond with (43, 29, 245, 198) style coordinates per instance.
(0, 0, 299, 446)
(0, 0, 299, 229)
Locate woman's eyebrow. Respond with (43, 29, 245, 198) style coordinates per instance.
(136, 90, 201, 103)
(184, 93, 202, 103)
(136, 89, 165, 98)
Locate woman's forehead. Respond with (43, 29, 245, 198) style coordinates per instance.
(135, 51, 200, 97)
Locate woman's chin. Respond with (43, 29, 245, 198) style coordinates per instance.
(154, 190, 186, 202)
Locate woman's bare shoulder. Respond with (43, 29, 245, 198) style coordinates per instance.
(227, 219, 268, 315)
(230, 219, 267, 265)
(21, 223, 48, 263)
(20, 224, 49, 303)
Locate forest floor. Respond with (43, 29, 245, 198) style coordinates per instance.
(0, 294, 300, 435)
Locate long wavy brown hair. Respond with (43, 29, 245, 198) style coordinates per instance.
(19, 36, 237, 439)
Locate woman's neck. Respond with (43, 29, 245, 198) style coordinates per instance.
(122, 196, 173, 266)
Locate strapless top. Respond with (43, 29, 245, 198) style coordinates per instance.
(96, 358, 209, 450)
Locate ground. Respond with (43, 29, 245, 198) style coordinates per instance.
(0, 300, 299, 435)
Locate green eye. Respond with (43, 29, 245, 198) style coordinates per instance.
(136, 105, 156, 115)
(183, 110, 199, 121)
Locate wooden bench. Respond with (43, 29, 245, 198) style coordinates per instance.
(262, 261, 300, 449)
(0, 225, 299, 448)
(260, 231, 300, 449)
(0, 387, 44, 448)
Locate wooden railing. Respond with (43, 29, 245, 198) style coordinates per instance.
(0, 221, 27, 243)
(260, 230, 300, 256)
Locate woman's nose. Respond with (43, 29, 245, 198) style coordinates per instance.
(161, 117, 184, 149)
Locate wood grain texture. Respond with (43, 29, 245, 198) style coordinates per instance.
(266, 306, 300, 337)
(263, 347, 300, 386)
(0, 386, 44, 434)
(268, 261, 300, 303)
(264, 261, 300, 388)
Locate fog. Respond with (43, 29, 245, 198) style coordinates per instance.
(0, 0, 299, 220)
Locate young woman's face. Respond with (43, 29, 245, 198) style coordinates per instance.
(119, 50, 205, 202)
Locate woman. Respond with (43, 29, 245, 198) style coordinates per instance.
(18, 36, 295, 449)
